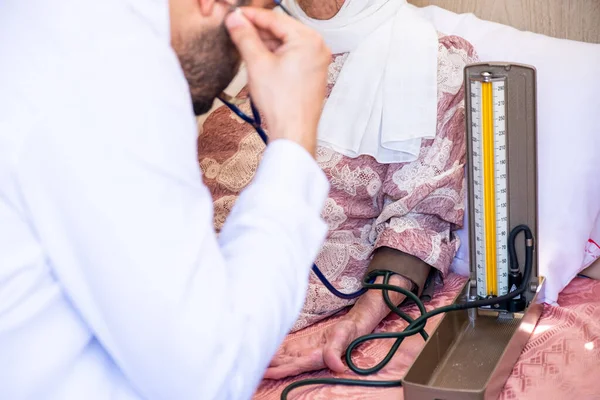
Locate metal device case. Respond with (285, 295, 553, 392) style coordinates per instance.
(402, 63, 543, 400)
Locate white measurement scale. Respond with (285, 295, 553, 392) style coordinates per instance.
(471, 74, 509, 297)
(465, 63, 538, 302)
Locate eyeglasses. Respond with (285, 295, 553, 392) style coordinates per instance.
(216, 0, 294, 144)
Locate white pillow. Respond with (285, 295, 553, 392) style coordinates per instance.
(412, 5, 600, 304)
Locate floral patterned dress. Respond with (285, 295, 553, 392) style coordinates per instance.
(198, 34, 479, 332)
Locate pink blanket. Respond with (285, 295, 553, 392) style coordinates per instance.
(254, 274, 600, 399)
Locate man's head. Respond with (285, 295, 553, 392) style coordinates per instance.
(169, 0, 276, 115)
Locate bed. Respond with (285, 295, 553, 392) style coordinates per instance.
(253, 274, 600, 399)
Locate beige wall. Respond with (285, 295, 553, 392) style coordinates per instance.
(408, 0, 600, 44)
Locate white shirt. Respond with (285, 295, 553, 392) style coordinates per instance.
(0, 1, 329, 399)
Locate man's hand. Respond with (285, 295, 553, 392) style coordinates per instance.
(224, 8, 331, 156)
(264, 274, 413, 379)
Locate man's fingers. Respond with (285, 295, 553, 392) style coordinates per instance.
(259, 38, 281, 52)
(225, 10, 272, 63)
(257, 26, 280, 42)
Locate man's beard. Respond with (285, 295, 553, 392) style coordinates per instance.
(176, 23, 241, 116)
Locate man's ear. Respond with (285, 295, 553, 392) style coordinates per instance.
(198, 0, 216, 16)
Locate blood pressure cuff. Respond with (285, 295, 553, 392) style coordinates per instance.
(365, 246, 436, 300)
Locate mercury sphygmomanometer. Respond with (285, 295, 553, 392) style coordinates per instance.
(218, 62, 541, 400)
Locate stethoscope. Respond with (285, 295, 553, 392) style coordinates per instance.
(217, 0, 368, 301)
(214, 2, 534, 398)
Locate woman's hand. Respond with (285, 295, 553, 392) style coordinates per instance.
(264, 317, 361, 379)
(264, 274, 413, 379)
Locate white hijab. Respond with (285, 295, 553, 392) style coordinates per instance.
(284, 0, 439, 163)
